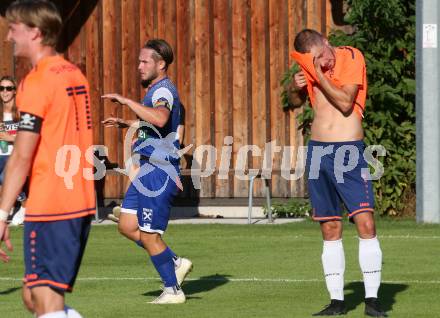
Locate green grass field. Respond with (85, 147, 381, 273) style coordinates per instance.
(0, 219, 439, 317)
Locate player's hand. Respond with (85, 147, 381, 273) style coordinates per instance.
(313, 56, 323, 75)
(101, 93, 129, 106)
(0, 131, 10, 141)
(293, 71, 307, 90)
(102, 117, 128, 128)
(0, 221, 13, 263)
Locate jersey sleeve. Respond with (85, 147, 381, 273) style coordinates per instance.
(338, 48, 365, 86)
(152, 87, 174, 111)
(16, 76, 50, 118)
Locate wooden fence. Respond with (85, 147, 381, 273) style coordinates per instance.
(0, 0, 345, 200)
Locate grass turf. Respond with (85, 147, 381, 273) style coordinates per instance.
(0, 218, 439, 317)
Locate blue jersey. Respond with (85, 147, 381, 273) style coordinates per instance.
(133, 77, 181, 166)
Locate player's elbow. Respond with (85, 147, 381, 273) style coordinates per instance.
(155, 119, 167, 128)
(339, 96, 356, 115)
(340, 102, 354, 115)
(154, 115, 169, 128)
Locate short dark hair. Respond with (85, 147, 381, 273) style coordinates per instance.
(144, 39, 174, 71)
(6, 0, 62, 48)
(294, 29, 325, 53)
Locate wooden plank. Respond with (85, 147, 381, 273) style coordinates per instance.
(0, 17, 13, 78)
(85, 2, 103, 146)
(326, 0, 333, 34)
(121, 0, 140, 196)
(176, 0, 197, 199)
(307, 0, 324, 31)
(213, 0, 232, 197)
(157, 0, 177, 82)
(102, 0, 122, 198)
(139, 0, 155, 50)
(250, 0, 268, 197)
(269, 0, 289, 198)
(194, 0, 214, 197)
(232, 0, 251, 198)
(288, 0, 306, 198)
(64, 0, 88, 74)
(176, 0, 194, 148)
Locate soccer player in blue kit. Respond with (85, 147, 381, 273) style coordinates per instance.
(102, 39, 192, 304)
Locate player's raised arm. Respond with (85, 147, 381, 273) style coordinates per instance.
(102, 93, 170, 127)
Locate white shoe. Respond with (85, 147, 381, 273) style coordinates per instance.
(149, 287, 186, 304)
(107, 214, 119, 223)
(11, 206, 25, 226)
(175, 258, 193, 286)
(112, 205, 121, 218)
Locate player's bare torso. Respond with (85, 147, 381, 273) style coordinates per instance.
(311, 85, 364, 142)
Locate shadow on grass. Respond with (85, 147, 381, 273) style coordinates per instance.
(0, 286, 21, 295)
(142, 274, 231, 300)
(345, 281, 408, 313)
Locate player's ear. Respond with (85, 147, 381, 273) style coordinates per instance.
(30, 27, 42, 42)
(158, 60, 166, 71)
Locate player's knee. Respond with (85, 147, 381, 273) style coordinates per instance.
(140, 232, 160, 246)
(321, 221, 342, 240)
(358, 222, 376, 238)
(355, 214, 376, 238)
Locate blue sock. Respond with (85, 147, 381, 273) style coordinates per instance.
(150, 247, 178, 287)
(135, 240, 144, 248)
(169, 247, 179, 261)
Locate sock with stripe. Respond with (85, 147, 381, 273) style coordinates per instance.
(359, 236, 382, 298)
(322, 239, 345, 300)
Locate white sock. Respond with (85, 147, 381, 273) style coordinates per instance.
(173, 256, 182, 268)
(164, 285, 182, 294)
(359, 236, 382, 298)
(322, 239, 345, 300)
(64, 305, 83, 318)
(38, 311, 67, 318)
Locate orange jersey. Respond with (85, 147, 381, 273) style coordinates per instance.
(16, 55, 95, 222)
(291, 46, 367, 117)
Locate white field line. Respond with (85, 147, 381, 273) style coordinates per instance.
(378, 235, 440, 239)
(297, 235, 440, 240)
(0, 277, 439, 284)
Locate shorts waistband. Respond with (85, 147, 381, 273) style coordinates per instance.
(308, 140, 365, 147)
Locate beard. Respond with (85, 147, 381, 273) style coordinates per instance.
(140, 79, 151, 88)
(140, 70, 159, 88)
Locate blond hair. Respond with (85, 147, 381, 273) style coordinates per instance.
(5, 0, 62, 47)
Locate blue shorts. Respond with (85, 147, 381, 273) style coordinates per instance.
(121, 160, 179, 234)
(306, 140, 374, 222)
(24, 216, 92, 292)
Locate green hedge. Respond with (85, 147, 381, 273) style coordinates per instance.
(282, 0, 415, 216)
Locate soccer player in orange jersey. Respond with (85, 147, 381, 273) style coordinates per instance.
(0, 1, 95, 317)
(291, 29, 387, 317)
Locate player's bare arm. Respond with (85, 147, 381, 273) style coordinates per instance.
(0, 131, 39, 261)
(289, 71, 308, 107)
(102, 93, 170, 127)
(102, 117, 139, 128)
(313, 57, 359, 114)
(0, 131, 15, 142)
(1, 131, 39, 211)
